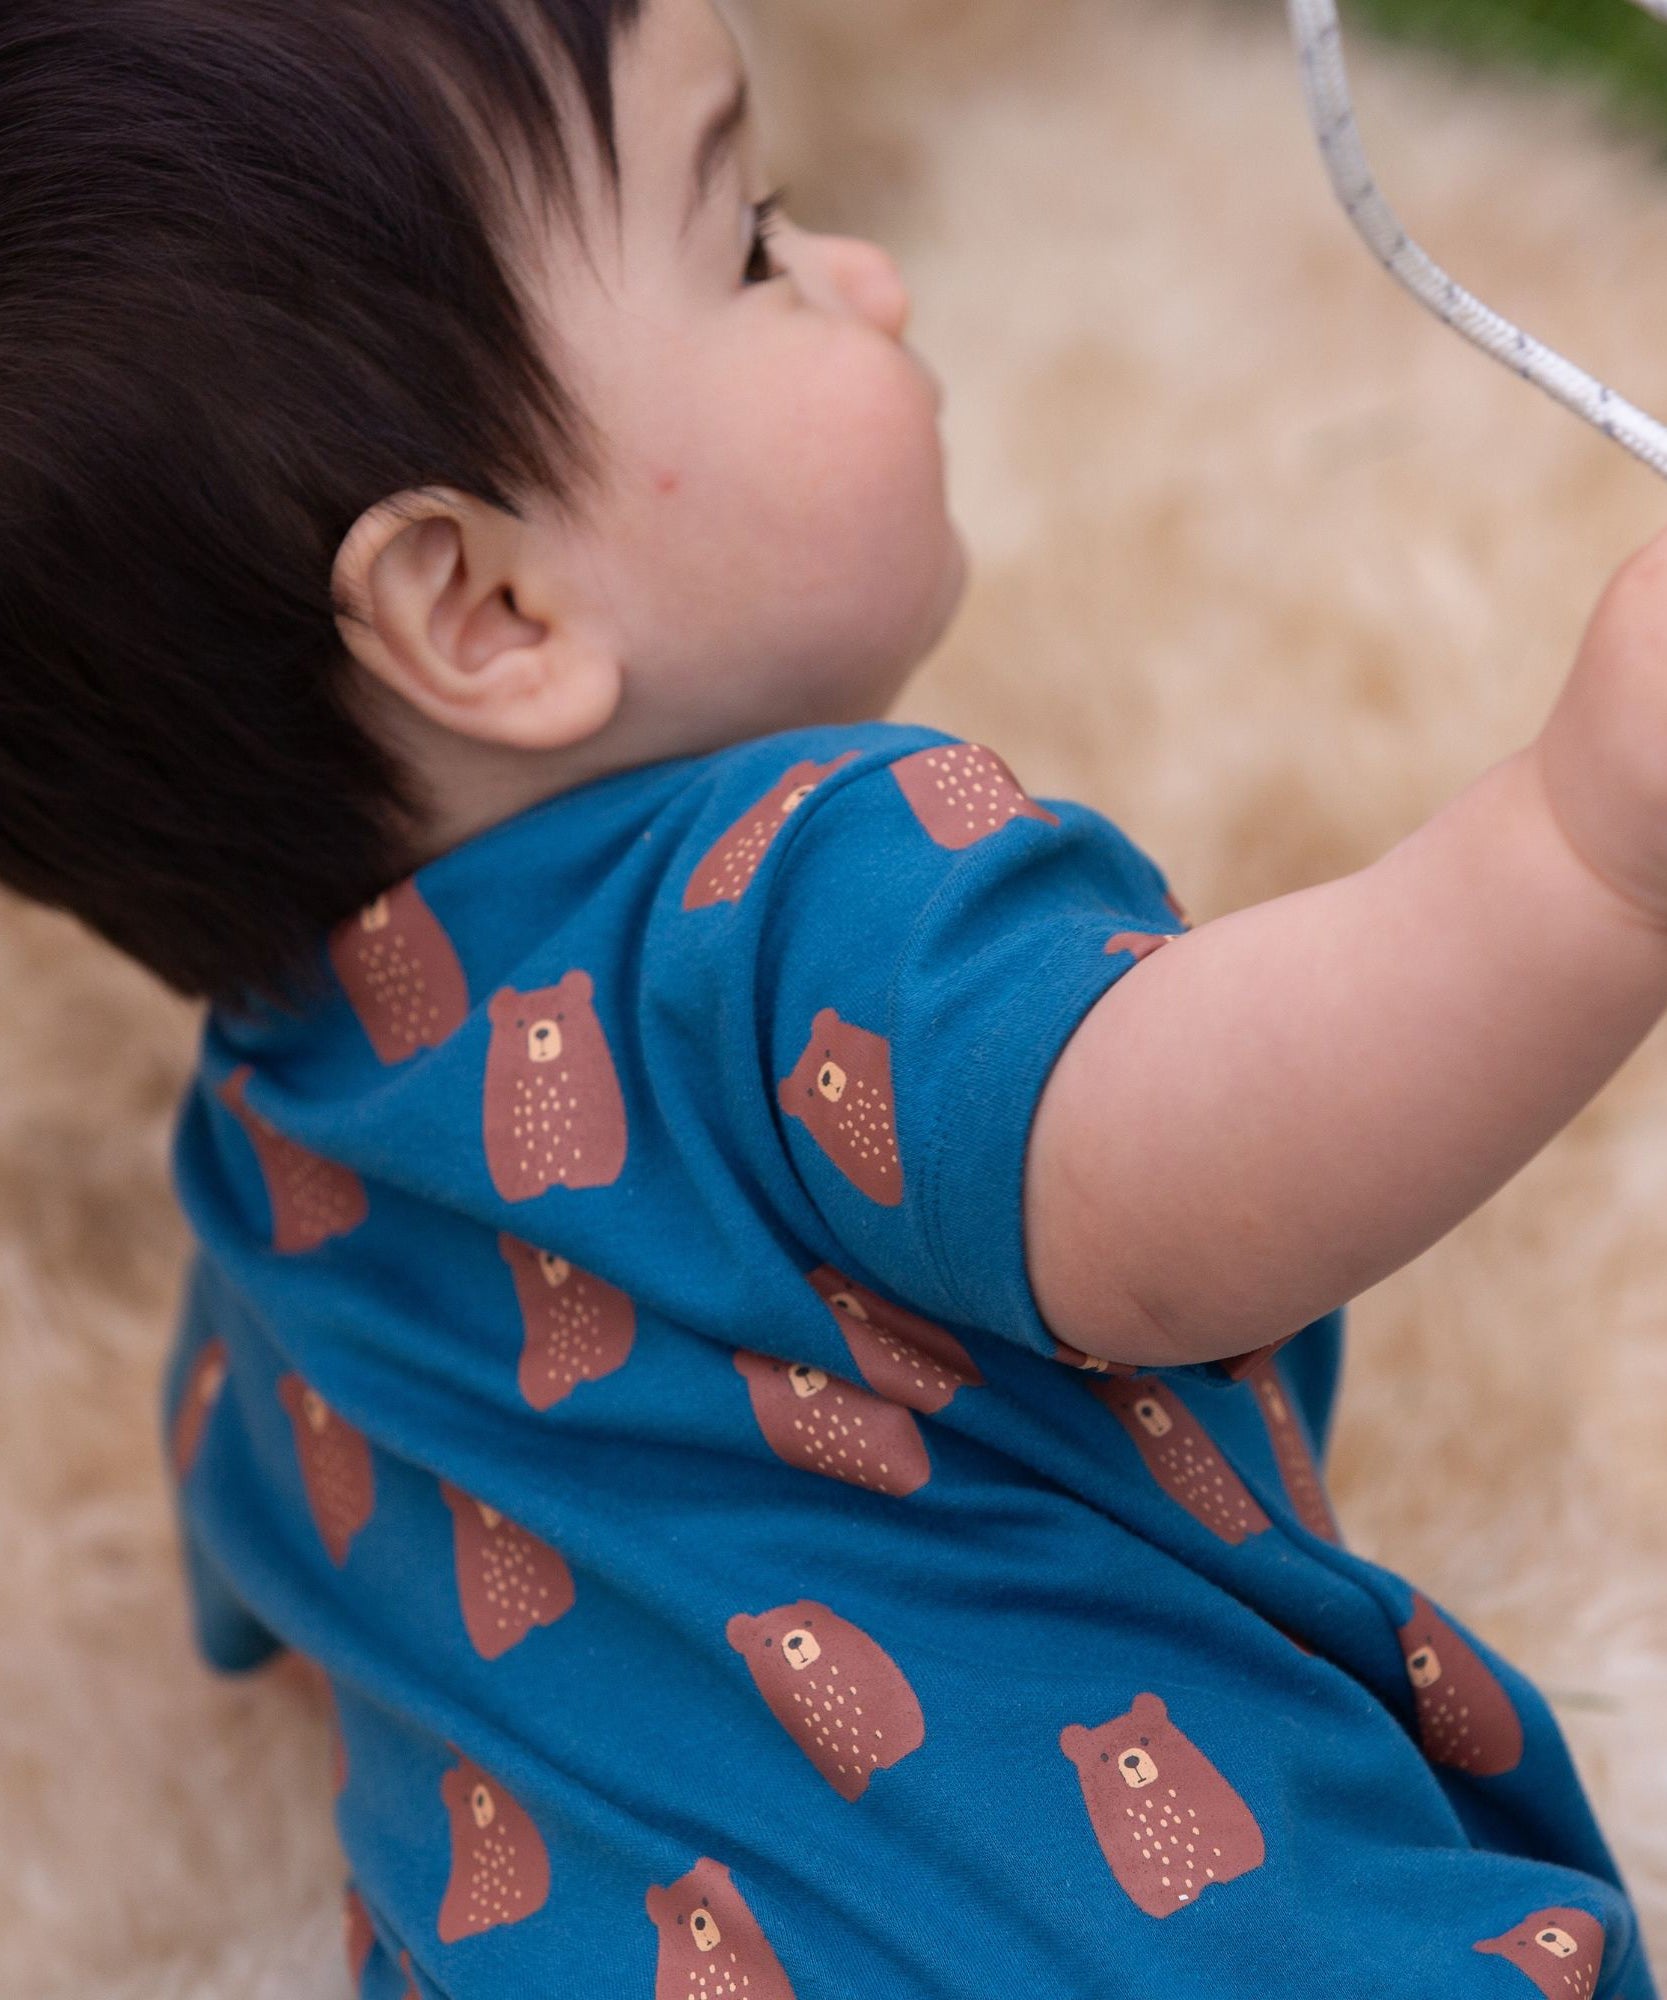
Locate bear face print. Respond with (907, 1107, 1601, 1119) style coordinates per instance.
(777, 1010, 902, 1207)
(218, 1066, 370, 1253)
(436, 1751, 551, 1943)
(645, 1857, 798, 2000)
(343, 1886, 376, 1986)
(1091, 1377, 1271, 1546)
(499, 1234, 636, 1411)
(725, 1600, 925, 1800)
(1060, 1692, 1266, 1918)
(1475, 1908, 1606, 1998)
(734, 1349, 930, 1497)
(890, 743, 1061, 850)
(1243, 1359, 1340, 1544)
(682, 753, 862, 910)
(806, 1267, 983, 1413)
(441, 1480, 576, 1661)
(328, 878, 470, 1066)
(276, 1373, 375, 1567)
(170, 1337, 228, 1482)
(1398, 1592, 1524, 1777)
(482, 974, 628, 1202)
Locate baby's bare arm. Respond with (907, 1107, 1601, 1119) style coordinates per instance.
(1026, 534, 1667, 1369)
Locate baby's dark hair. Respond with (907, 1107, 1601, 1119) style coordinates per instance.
(0, 0, 642, 1017)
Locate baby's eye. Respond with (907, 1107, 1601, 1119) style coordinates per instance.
(744, 190, 787, 286)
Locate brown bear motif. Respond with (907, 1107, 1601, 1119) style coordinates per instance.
(440, 1479, 576, 1661)
(498, 1233, 635, 1410)
(483, 974, 628, 1202)
(645, 1857, 798, 2000)
(218, 1066, 370, 1253)
(398, 1948, 418, 2000)
(890, 743, 1061, 850)
(1104, 930, 1179, 962)
(1091, 1377, 1271, 1545)
(329, 879, 470, 1066)
(1475, 1908, 1606, 1998)
(777, 1010, 902, 1207)
(682, 752, 862, 910)
(734, 1349, 930, 1497)
(343, 1886, 376, 1987)
(726, 1600, 925, 1800)
(277, 1373, 375, 1566)
(1217, 1336, 1297, 1382)
(1245, 1360, 1340, 1544)
(437, 1750, 551, 1943)
(1398, 1592, 1524, 1777)
(807, 1267, 982, 1413)
(170, 1337, 228, 1481)
(1060, 1692, 1266, 1918)
(1051, 1339, 1139, 1378)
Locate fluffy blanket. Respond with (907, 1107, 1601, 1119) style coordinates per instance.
(4, 0, 1666, 1988)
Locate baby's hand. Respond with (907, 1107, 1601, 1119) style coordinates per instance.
(1539, 524, 1667, 931)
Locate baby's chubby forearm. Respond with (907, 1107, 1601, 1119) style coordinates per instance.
(1026, 530, 1667, 1370)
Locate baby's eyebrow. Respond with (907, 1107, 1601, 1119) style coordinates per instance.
(682, 74, 749, 239)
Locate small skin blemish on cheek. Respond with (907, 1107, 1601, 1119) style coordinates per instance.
(652, 467, 682, 498)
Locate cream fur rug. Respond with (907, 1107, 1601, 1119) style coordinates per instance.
(6, 0, 1667, 1990)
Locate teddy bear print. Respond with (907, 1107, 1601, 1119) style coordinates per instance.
(726, 1600, 926, 1800)
(890, 743, 1062, 850)
(1398, 1592, 1524, 1777)
(343, 1886, 376, 1987)
(218, 1066, 370, 1253)
(734, 1349, 930, 1497)
(276, 1372, 375, 1566)
(1475, 1908, 1606, 1998)
(499, 1234, 636, 1410)
(682, 752, 862, 910)
(1243, 1359, 1340, 1544)
(1091, 1377, 1271, 1545)
(170, 1336, 228, 1482)
(483, 974, 628, 1202)
(777, 1010, 902, 1206)
(398, 1948, 418, 1999)
(437, 1750, 551, 1943)
(646, 1857, 799, 2000)
(1051, 1339, 1139, 1378)
(806, 1267, 983, 1413)
(328, 878, 470, 1066)
(440, 1479, 576, 1660)
(1060, 1692, 1266, 1918)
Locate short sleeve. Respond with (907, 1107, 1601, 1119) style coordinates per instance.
(754, 734, 1186, 1360)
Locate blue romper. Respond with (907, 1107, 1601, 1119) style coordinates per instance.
(161, 721, 1654, 2000)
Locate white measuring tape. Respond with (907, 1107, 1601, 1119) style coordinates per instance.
(1288, 0, 1667, 479)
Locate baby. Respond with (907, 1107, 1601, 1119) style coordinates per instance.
(7, 0, 1667, 1993)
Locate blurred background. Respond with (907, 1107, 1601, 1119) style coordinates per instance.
(5, 0, 1667, 1991)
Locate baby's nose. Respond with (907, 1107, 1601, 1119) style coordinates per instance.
(825, 235, 912, 341)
